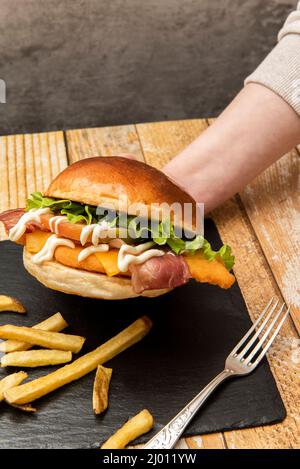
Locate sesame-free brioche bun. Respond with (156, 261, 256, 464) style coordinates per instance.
(23, 248, 170, 300)
(45, 157, 199, 234)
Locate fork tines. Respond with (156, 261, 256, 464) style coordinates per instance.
(230, 298, 290, 368)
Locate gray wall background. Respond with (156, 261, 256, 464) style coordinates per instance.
(0, 0, 297, 135)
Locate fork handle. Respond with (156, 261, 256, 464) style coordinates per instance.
(144, 369, 233, 449)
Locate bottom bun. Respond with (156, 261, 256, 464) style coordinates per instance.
(23, 248, 171, 300)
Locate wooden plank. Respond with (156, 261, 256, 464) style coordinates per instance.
(213, 198, 300, 449)
(0, 131, 67, 210)
(186, 434, 226, 449)
(207, 118, 300, 334)
(136, 119, 208, 168)
(65, 124, 144, 164)
(15, 135, 27, 208)
(239, 151, 300, 333)
(7, 136, 19, 209)
(0, 131, 68, 240)
(0, 136, 10, 212)
(135, 119, 300, 448)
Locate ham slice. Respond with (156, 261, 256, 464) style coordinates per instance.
(0, 209, 25, 232)
(0, 208, 47, 234)
(0, 208, 102, 242)
(129, 253, 191, 293)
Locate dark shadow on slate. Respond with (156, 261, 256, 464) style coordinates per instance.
(0, 220, 285, 448)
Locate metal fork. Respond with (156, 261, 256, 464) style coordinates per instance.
(144, 298, 290, 449)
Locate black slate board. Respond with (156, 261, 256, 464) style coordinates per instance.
(0, 220, 285, 448)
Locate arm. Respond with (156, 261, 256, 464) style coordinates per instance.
(164, 3, 300, 214)
(164, 83, 300, 213)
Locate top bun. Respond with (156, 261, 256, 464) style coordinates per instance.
(45, 157, 200, 234)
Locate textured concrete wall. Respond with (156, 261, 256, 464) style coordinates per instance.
(0, 0, 297, 134)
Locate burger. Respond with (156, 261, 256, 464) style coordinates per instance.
(0, 157, 235, 300)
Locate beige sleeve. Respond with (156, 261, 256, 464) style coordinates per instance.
(245, 1, 300, 115)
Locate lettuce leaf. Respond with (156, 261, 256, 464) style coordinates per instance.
(152, 219, 172, 245)
(61, 204, 95, 225)
(26, 192, 96, 225)
(26, 192, 70, 211)
(201, 240, 235, 271)
(26, 192, 235, 270)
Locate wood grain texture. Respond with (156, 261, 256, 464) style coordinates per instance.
(239, 151, 300, 334)
(65, 125, 144, 163)
(207, 117, 300, 334)
(136, 119, 208, 168)
(135, 119, 300, 449)
(0, 131, 67, 210)
(213, 199, 300, 449)
(0, 131, 67, 240)
(186, 434, 226, 449)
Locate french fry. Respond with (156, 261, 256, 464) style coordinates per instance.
(0, 295, 26, 313)
(0, 312, 68, 353)
(10, 403, 36, 413)
(0, 325, 85, 353)
(4, 316, 152, 405)
(1, 350, 72, 368)
(0, 371, 28, 401)
(101, 409, 154, 449)
(93, 365, 112, 415)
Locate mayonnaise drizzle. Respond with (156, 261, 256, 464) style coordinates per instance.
(32, 234, 75, 265)
(118, 242, 164, 272)
(80, 221, 110, 246)
(49, 215, 68, 234)
(78, 237, 125, 262)
(11, 209, 165, 269)
(78, 244, 109, 262)
(9, 208, 51, 242)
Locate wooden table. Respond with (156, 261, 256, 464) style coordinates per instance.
(0, 119, 299, 449)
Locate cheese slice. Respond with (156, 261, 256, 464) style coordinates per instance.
(26, 231, 52, 253)
(94, 250, 120, 277)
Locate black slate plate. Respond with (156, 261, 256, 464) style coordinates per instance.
(0, 220, 285, 448)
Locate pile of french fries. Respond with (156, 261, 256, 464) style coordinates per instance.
(0, 295, 154, 448)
